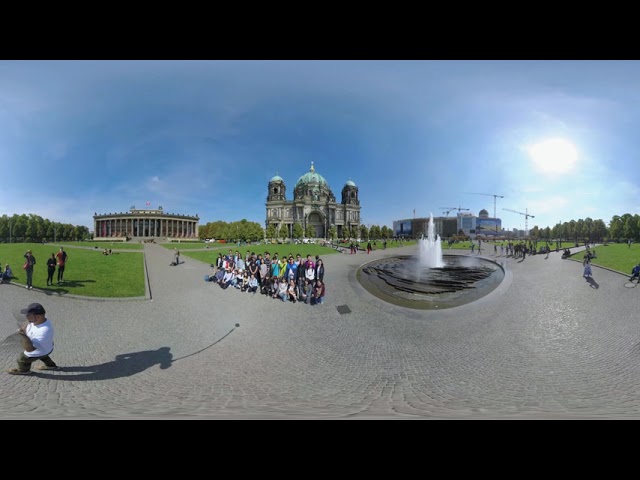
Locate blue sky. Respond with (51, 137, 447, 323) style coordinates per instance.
(1, 60, 639, 232)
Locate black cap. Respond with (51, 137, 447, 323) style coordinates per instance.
(20, 303, 45, 315)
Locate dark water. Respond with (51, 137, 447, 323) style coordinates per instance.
(357, 255, 505, 310)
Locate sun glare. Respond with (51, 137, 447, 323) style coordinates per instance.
(528, 138, 578, 174)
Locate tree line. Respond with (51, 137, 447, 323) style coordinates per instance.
(530, 214, 640, 243)
(0, 214, 90, 243)
(198, 220, 393, 242)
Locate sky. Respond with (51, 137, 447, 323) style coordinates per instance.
(1, 60, 639, 233)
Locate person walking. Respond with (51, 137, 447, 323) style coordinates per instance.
(46, 253, 56, 286)
(367, 241, 372, 254)
(173, 247, 180, 266)
(583, 257, 592, 278)
(23, 250, 36, 290)
(55, 247, 68, 284)
(6, 303, 59, 375)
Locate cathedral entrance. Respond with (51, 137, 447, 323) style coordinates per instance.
(308, 212, 325, 239)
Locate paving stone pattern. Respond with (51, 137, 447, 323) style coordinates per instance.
(1, 243, 639, 419)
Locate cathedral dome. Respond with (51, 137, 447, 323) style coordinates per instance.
(296, 162, 328, 188)
(479, 209, 489, 218)
(345, 180, 356, 187)
(270, 174, 284, 182)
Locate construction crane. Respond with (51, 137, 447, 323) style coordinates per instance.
(502, 208, 535, 235)
(463, 192, 505, 220)
(439, 206, 470, 217)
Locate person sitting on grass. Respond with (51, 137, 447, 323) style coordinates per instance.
(2, 264, 13, 281)
(630, 264, 640, 283)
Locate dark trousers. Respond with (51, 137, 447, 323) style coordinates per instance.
(17, 351, 57, 372)
(47, 267, 55, 285)
(57, 265, 65, 281)
(25, 268, 33, 288)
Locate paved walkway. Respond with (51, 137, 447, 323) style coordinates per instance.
(1, 243, 640, 419)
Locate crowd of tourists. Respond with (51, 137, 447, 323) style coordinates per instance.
(209, 249, 325, 305)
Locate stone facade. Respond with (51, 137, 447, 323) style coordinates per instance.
(265, 163, 360, 239)
(93, 206, 199, 240)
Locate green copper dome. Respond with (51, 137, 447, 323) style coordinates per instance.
(345, 180, 356, 187)
(296, 162, 327, 187)
(270, 174, 284, 182)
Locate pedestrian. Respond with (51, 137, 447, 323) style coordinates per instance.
(6, 303, 59, 375)
(583, 257, 592, 278)
(23, 249, 36, 290)
(55, 247, 68, 284)
(174, 247, 180, 266)
(46, 253, 56, 286)
(367, 241, 372, 254)
(471, 243, 475, 254)
(494, 244, 497, 255)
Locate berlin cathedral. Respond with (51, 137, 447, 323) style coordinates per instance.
(266, 163, 361, 239)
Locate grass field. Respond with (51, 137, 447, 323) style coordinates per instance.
(58, 241, 143, 250)
(0, 243, 145, 297)
(568, 243, 640, 274)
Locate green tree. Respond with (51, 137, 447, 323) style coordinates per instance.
(305, 224, 315, 238)
(266, 224, 277, 239)
(328, 226, 337, 241)
(292, 223, 303, 239)
(360, 224, 369, 240)
(380, 226, 390, 239)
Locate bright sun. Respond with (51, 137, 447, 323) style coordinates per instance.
(527, 138, 578, 174)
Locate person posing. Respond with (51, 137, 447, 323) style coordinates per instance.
(173, 248, 180, 266)
(287, 279, 298, 303)
(23, 250, 36, 290)
(315, 259, 325, 282)
(312, 279, 325, 305)
(55, 247, 68, 284)
(247, 274, 259, 294)
(300, 278, 313, 304)
(277, 278, 288, 301)
(46, 253, 56, 286)
(6, 303, 59, 375)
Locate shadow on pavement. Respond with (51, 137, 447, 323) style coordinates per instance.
(34, 347, 173, 381)
(586, 277, 599, 289)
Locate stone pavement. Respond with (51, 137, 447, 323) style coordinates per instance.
(2, 242, 640, 419)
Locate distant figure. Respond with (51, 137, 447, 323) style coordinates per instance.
(55, 247, 68, 284)
(367, 242, 372, 254)
(471, 243, 475, 254)
(46, 253, 56, 286)
(3, 264, 14, 281)
(629, 239, 632, 249)
(23, 250, 36, 290)
(583, 258, 592, 278)
(174, 248, 180, 266)
(629, 264, 640, 283)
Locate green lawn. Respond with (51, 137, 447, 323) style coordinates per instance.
(0, 243, 145, 297)
(59, 241, 143, 250)
(182, 243, 342, 264)
(568, 243, 640, 274)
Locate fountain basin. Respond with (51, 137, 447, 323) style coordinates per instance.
(356, 254, 505, 310)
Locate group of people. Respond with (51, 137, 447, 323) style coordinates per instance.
(20, 247, 67, 290)
(210, 249, 326, 305)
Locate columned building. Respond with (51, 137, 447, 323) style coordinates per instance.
(265, 163, 361, 239)
(93, 206, 199, 241)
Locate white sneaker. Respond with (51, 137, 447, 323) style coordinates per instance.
(25, 285, 29, 289)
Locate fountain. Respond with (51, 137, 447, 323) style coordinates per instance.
(418, 213, 444, 269)
(357, 214, 504, 310)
